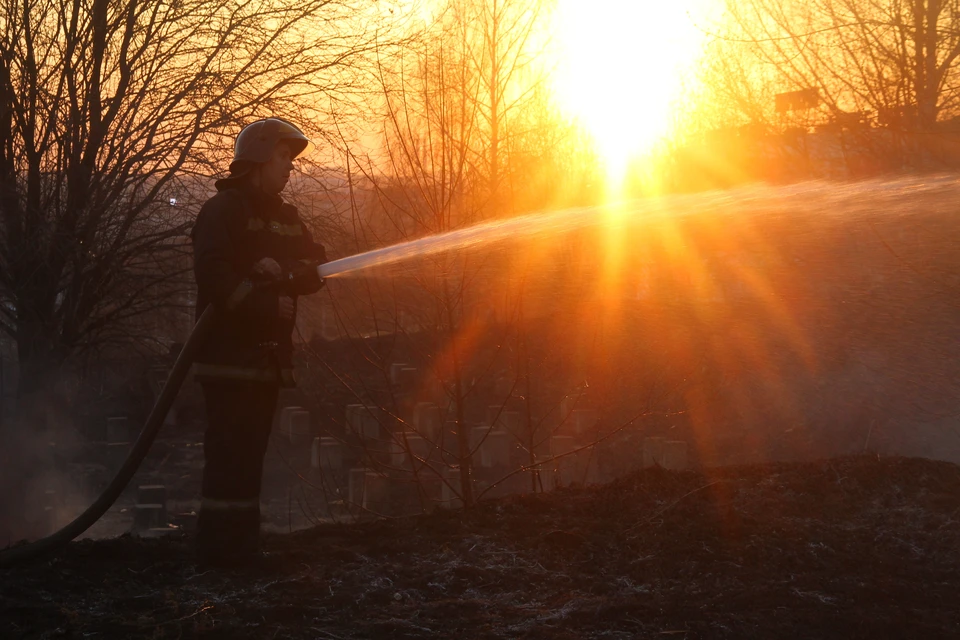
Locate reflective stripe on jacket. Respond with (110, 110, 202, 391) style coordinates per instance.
(194, 363, 296, 387)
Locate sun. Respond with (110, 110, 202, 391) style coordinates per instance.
(552, 0, 715, 185)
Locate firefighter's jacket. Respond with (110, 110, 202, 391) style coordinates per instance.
(191, 178, 326, 385)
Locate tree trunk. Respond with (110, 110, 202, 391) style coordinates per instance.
(14, 317, 69, 435)
(913, 0, 941, 130)
(444, 281, 473, 507)
(488, 0, 501, 212)
(921, 0, 941, 130)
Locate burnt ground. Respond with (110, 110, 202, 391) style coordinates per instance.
(2, 456, 959, 639)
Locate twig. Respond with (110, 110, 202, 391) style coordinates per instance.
(625, 480, 724, 534)
(152, 605, 214, 627)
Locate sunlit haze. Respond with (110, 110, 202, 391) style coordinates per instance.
(553, 0, 714, 183)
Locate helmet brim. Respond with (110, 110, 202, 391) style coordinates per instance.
(283, 137, 311, 160)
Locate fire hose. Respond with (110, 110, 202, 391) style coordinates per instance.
(0, 305, 217, 568)
(0, 261, 334, 568)
(0, 203, 580, 567)
(0, 218, 483, 568)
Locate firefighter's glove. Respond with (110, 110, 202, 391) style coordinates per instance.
(283, 260, 325, 296)
(253, 257, 282, 280)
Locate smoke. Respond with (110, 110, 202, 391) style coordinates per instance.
(0, 398, 87, 547)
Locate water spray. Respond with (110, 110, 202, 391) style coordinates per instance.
(314, 201, 624, 280)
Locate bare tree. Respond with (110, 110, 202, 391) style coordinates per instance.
(0, 0, 380, 426)
(718, 0, 960, 129)
(331, 0, 550, 507)
(286, 0, 661, 515)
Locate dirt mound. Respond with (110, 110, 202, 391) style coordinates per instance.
(3, 455, 959, 639)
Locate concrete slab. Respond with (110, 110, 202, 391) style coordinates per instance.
(643, 437, 666, 468)
(661, 440, 689, 470)
(133, 503, 167, 530)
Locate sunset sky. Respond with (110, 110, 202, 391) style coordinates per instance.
(552, 0, 718, 180)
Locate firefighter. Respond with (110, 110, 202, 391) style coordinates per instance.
(191, 118, 326, 566)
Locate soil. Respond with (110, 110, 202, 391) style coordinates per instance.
(2, 455, 959, 639)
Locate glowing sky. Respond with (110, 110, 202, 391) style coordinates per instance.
(552, 0, 716, 179)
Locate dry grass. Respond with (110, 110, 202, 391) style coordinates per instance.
(2, 455, 959, 639)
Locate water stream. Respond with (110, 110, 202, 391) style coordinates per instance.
(315, 173, 960, 281)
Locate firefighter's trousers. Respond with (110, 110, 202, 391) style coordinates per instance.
(196, 380, 278, 566)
